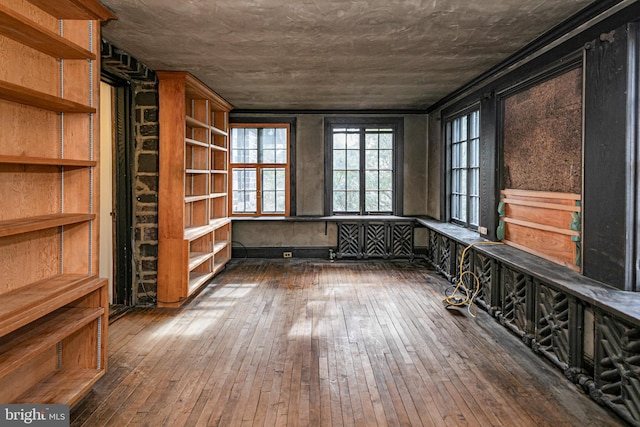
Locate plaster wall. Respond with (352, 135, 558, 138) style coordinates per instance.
(427, 112, 441, 219)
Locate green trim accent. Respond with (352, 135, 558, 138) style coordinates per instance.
(570, 211, 581, 266)
(497, 220, 506, 241)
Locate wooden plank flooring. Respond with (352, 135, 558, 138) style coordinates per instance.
(72, 259, 624, 426)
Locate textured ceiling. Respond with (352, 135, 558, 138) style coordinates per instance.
(100, 0, 593, 110)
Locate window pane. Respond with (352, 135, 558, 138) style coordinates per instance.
(452, 169, 459, 193)
(379, 150, 392, 170)
(276, 128, 287, 147)
(346, 149, 360, 169)
(460, 169, 467, 195)
(365, 171, 378, 190)
(365, 191, 378, 212)
(461, 116, 467, 141)
(333, 150, 346, 169)
(261, 128, 275, 149)
(346, 191, 359, 211)
(262, 191, 276, 212)
(262, 149, 276, 163)
(333, 132, 346, 149)
(262, 169, 275, 190)
(470, 111, 479, 139)
(379, 191, 392, 212)
(379, 133, 392, 149)
(276, 149, 287, 164)
(470, 168, 479, 197)
(452, 143, 460, 168)
(333, 171, 346, 190)
(471, 138, 479, 168)
(460, 193, 467, 222)
(379, 171, 392, 191)
(347, 133, 359, 149)
(365, 133, 378, 149)
(346, 171, 360, 191)
(333, 192, 346, 212)
(451, 194, 459, 220)
(470, 197, 479, 226)
(232, 168, 256, 213)
(365, 150, 378, 169)
(461, 143, 468, 168)
(247, 129, 258, 149)
(276, 169, 285, 190)
(261, 168, 286, 214)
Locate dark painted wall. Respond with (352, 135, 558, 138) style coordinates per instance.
(583, 24, 637, 290)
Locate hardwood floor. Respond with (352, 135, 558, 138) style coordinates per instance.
(72, 259, 624, 426)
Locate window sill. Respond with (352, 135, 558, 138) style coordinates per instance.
(231, 215, 413, 222)
(416, 217, 640, 325)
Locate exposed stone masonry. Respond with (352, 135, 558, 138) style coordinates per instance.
(101, 39, 159, 305)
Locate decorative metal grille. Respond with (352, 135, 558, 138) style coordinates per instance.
(474, 252, 493, 309)
(337, 221, 414, 259)
(390, 223, 413, 257)
(595, 313, 640, 423)
(535, 283, 570, 368)
(438, 235, 452, 278)
(364, 223, 387, 258)
(456, 242, 471, 279)
(428, 230, 438, 264)
(501, 266, 529, 335)
(337, 223, 360, 258)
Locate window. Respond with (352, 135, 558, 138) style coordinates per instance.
(447, 109, 479, 228)
(325, 118, 403, 215)
(229, 124, 291, 216)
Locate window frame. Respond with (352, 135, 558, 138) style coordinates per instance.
(228, 121, 294, 217)
(445, 106, 480, 229)
(324, 117, 404, 216)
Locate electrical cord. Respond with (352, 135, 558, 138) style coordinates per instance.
(443, 240, 503, 317)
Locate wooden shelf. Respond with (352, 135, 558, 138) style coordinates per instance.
(213, 241, 228, 254)
(210, 217, 231, 229)
(0, 274, 104, 337)
(0, 155, 96, 167)
(211, 126, 228, 137)
(185, 195, 210, 203)
(210, 144, 228, 152)
(185, 168, 209, 174)
(24, 0, 117, 20)
(0, 80, 95, 113)
(185, 137, 209, 148)
(184, 224, 214, 242)
(214, 257, 229, 273)
(0, 5, 96, 59)
(0, 0, 110, 407)
(158, 71, 232, 308)
(188, 272, 214, 293)
(185, 115, 209, 129)
(0, 213, 95, 238)
(0, 307, 103, 378)
(189, 252, 214, 271)
(14, 368, 105, 406)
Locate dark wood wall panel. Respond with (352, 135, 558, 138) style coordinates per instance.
(583, 24, 631, 289)
(503, 68, 582, 193)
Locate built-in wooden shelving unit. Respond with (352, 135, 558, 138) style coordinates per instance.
(0, 0, 115, 406)
(157, 71, 233, 308)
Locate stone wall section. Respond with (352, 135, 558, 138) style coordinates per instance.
(101, 39, 159, 304)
